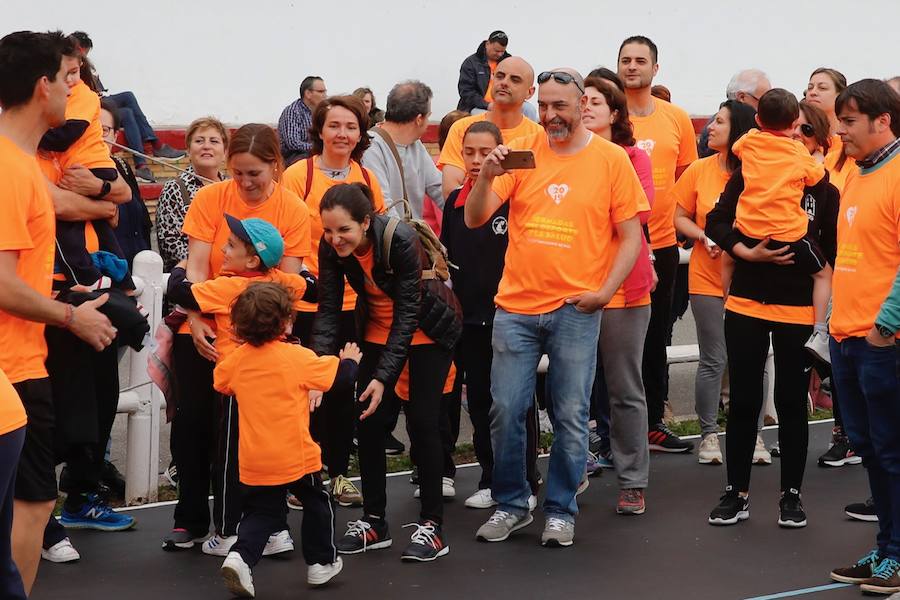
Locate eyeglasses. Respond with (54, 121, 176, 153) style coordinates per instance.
(102, 126, 115, 136)
(800, 123, 815, 137)
(537, 71, 585, 94)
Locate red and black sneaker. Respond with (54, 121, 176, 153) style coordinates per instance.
(648, 423, 693, 453)
(400, 520, 449, 562)
(336, 518, 392, 554)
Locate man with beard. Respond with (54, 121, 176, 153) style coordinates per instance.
(618, 35, 698, 454)
(465, 68, 644, 548)
(440, 56, 541, 197)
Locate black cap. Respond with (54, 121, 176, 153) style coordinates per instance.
(488, 30, 508, 45)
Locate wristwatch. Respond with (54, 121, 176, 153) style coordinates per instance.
(875, 322, 895, 338)
(97, 180, 112, 198)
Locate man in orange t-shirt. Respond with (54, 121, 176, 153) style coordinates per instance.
(827, 80, 900, 591)
(618, 35, 698, 452)
(0, 31, 116, 597)
(466, 68, 643, 547)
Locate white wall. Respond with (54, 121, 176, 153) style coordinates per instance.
(6, 0, 899, 126)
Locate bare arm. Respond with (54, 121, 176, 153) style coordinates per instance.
(464, 145, 509, 228)
(184, 237, 217, 361)
(279, 256, 304, 274)
(441, 165, 466, 200)
(49, 181, 117, 221)
(58, 165, 132, 204)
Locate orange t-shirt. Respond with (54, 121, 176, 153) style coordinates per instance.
(354, 245, 432, 345)
(605, 173, 653, 310)
(830, 151, 900, 341)
(671, 155, 731, 297)
(214, 340, 339, 486)
(631, 99, 698, 250)
(0, 137, 57, 384)
(0, 368, 26, 437)
(725, 295, 814, 326)
(190, 269, 309, 361)
(484, 60, 498, 104)
(281, 159, 385, 312)
(180, 179, 311, 332)
(732, 129, 825, 242)
(825, 135, 854, 193)
(438, 112, 543, 172)
(59, 80, 115, 171)
(490, 131, 641, 315)
(395, 361, 455, 401)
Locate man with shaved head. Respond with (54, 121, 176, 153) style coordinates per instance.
(439, 56, 540, 197)
(466, 67, 645, 547)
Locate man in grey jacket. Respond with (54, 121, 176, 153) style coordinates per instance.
(457, 31, 510, 113)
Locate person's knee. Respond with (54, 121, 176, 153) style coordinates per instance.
(13, 499, 55, 525)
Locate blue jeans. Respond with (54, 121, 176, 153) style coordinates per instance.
(108, 91, 157, 167)
(490, 304, 601, 523)
(830, 336, 900, 559)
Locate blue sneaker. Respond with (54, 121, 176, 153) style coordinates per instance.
(596, 450, 615, 469)
(60, 494, 136, 531)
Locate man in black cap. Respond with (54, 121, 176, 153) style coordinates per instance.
(457, 31, 511, 113)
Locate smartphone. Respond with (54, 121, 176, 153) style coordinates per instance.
(500, 149, 536, 170)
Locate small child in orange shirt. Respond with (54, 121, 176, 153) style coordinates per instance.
(214, 282, 362, 595)
(724, 88, 833, 361)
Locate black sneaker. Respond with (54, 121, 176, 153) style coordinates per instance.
(162, 528, 209, 551)
(336, 518, 392, 554)
(385, 433, 405, 456)
(648, 423, 693, 453)
(708, 486, 750, 525)
(818, 429, 862, 467)
(101, 460, 126, 500)
(588, 427, 604, 456)
(153, 143, 186, 160)
(400, 521, 449, 562)
(845, 497, 878, 522)
(778, 488, 807, 528)
(134, 166, 156, 183)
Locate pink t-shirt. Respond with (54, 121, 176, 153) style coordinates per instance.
(622, 144, 656, 303)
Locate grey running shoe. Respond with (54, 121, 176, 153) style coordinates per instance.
(541, 517, 574, 547)
(475, 510, 533, 542)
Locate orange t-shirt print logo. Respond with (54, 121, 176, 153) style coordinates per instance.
(636, 139, 656, 156)
(845, 205, 858, 227)
(547, 183, 570, 205)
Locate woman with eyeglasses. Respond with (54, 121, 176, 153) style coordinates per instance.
(805, 68, 853, 191)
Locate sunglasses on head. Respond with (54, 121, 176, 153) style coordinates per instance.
(537, 71, 585, 94)
(488, 31, 508, 44)
(800, 123, 815, 137)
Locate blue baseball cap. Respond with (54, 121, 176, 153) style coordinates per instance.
(224, 214, 284, 269)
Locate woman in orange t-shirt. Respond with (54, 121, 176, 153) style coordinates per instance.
(166, 124, 310, 553)
(311, 183, 461, 562)
(806, 68, 853, 192)
(673, 100, 757, 465)
(282, 95, 385, 507)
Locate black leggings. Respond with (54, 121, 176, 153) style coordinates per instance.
(724, 310, 812, 492)
(643, 245, 679, 426)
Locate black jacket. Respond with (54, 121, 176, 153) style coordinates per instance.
(457, 42, 511, 112)
(705, 167, 840, 307)
(440, 188, 508, 326)
(112, 156, 152, 267)
(310, 214, 462, 386)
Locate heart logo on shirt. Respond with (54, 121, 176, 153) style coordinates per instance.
(547, 184, 570, 205)
(846, 206, 857, 227)
(636, 139, 656, 157)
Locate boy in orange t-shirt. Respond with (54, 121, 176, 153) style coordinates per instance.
(726, 88, 832, 361)
(214, 282, 361, 595)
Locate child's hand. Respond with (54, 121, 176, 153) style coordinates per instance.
(309, 390, 323, 413)
(340, 342, 362, 364)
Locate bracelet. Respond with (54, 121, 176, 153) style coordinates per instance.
(61, 304, 75, 329)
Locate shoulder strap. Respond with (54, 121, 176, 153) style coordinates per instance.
(371, 127, 408, 201)
(355, 161, 372, 188)
(175, 176, 191, 207)
(304, 157, 314, 199)
(381, 217, 401, 275)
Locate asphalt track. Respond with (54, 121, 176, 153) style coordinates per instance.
(33, 421, 874, 600)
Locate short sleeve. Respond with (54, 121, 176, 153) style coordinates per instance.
(280, 193, 311, 259)
(0, 177, 37, 252)
(292, 345, 340, 390)
(676, 109, 700, 167)
(491, 172, 518, 203)
(213, 351, 236, 395)
(671, 160, 701, 215)
(182, 184, 219, 242)
(281, 160, 309, 200)
(437, 119, 467, 171)
(191, 276, 243, 314)
(610, 152, 642, 224)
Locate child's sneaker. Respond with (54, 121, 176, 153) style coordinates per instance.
(336, 518, 392, 554)
(845, 497, 878, 522)
(331, 475, 363, 507)
(262, 530, 293, 556)
(202, 533, 237, 557)
(286, 491, 303, 511)
(308, 556, 343, 586)
(221, 551, 255, 598)
(464, 488, 497, 509)
(60, 494, 135, 531)
(41, 537, 80, 563)
(804, 330, 831, 364)
(162, 528, 209, 551)
(400, 521, 449, 562)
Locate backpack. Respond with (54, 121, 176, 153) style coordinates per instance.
(382, 199, 452, 282)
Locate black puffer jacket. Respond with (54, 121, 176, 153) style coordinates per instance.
(457, 42, 511, 112)
(310, 214, 462, 386)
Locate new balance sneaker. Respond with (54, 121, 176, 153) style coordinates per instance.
(708, 487, 750, 525)
(845, 497, 878, 522)
(541, 517, 574, 547)
(60, 495, 135, 531)
(804, 330, 832, 364)
(476, 510, 534, 542)
(831, 548, 881, 584)
(336, 519, 392, 554)
(778, 489, 807, 528)
(400, 521, 449, 562)
(286, 491, 303, 511)
(262, 530, 293, 556)
(698, 433, 723, 465)
(414, 476, 455, 499)
(331, 475, 363, 507)
(753, 434, 773, 465)
(464, 488, 497, 509)
(648, 423, 693, 453)
(202, 534, 238, 557)
(162, 463, 179, 488)
(576, 475, 589, 496)
(860, 557, 900, 594)
(41, 537, 80, 563)
(818, 430, 861, 467)
(162, 528, 209, 551)
(385, 433, 405, 456)
(221, 551, 255, 598)
(308, 556, 343, 586)
(616, 489, 646, 515)
(588, 427, 604, 456)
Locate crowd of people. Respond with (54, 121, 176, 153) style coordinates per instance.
(0, 26, 899, 600)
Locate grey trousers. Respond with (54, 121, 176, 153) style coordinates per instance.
(599, 305, 651, 489)
(690, 294, 727, 436)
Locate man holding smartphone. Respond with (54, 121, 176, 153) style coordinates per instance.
(465, 68, 644, 548)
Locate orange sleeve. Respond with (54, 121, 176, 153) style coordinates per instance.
(213, 350, 237, 395)
(191, 276, 243, 314)
(365, 167, 387, 214)
(491, 172, 517, 202)
(281, 162, 308, 200)
(610, 152, 642, 224)
(281, 194, 311, 259)
(676, 109, 700, 167)
(273, 271, 309, 308)
(437, 120, 466, 171)
(292, 345, 340, 390)
(65, 82, 94, 122)
(802, 150, 826, 186)
(671, 160, 701, 215)
(181, 185, 219, 242)
(0, 180, 37, 252)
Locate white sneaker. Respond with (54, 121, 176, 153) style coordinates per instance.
(804, 330, 831, 364)
(464, 488, 497, 509)
(203, 534, 238, 557)
(528, 494, 538, 512)
(221, 551, 255, 598)
(262, 529, 294, 556)
(576, 475, 589, 496)
(41, 537, 80, 563)
(753, 434, 773, 465)
(307, 556, 343, 586)
(698, 433, 723, 465)
(414, 476, 456, 498)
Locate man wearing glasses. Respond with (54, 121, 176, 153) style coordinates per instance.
(278, 75, 327, 166)
(699, 69, 771, 156)
(466, 68, 644, 547)
(456, 30, 511, 114)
